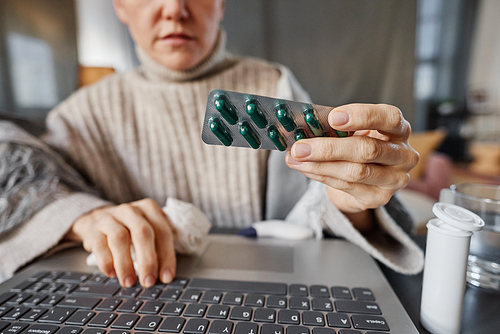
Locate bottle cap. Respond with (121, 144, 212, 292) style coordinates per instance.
(432, 202, 485, 232)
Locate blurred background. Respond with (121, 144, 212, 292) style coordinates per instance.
(0, 0, 499, 182)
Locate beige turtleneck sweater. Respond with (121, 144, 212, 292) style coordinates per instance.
(0, 32, 424, 281)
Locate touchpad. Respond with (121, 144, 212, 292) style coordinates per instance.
(197, 242, 293, 273)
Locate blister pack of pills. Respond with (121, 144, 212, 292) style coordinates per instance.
(201, 89, 353, 151)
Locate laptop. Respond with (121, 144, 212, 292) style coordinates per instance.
(0, 234, 419, 334)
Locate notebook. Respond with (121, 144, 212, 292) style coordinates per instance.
(0, 234, 419, 334)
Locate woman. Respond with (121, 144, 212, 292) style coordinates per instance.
(0, 0, 421, 286)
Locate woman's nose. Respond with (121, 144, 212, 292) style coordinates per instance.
(159, 0, 189, 21)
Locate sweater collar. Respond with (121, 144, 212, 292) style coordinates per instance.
(137, 29, 231, 82)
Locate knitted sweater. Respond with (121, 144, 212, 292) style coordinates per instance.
(0, 31, 424, 281)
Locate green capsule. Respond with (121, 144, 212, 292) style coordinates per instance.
(208, 117, 233, 146)
(214, 96, 238, 125)
(303, 105, 324, 136)
(275, 104, 296, 132)
(239, 121, 261, 149)
(294, 128, 307, 141)
(267, 125, 287, 151)
(245, 100, 268, 128)
(335, 130, 350, 138)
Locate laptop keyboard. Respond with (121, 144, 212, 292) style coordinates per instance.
(0, 271, 390, 334)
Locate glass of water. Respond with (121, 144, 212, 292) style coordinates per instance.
(440, 183, 500, 290)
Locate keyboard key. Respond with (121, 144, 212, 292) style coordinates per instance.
(158, 317, 185, 333)
(229, 307, 252, 321)
(351, 288, 375, 301)
(334, 301, 381, 315)
(117, 300, 142, 313)
(108, 331, 129, 334)
(88, 312, 117, 327)
(330, 287, 352, 300)
(311, 329, 335, 334)
(188, 279, 287, 295)
(66, 311, 96, 326)
(135, 315, 163, 331)
(73, 285, 120, 297)
(302, 312, 324, 326)
(111, 314, 139, 329)
(117, 287, 143, 299)
(326, 313, 351, 328)
(23, 294, 48, 306)
(222, 293, 243, 306)
(6, 294, 31, 306)
(286, 326, 309, 334)
(0, 292, 16, 305)
(159, 289, 181, 301)
(244, 295, 265, 307)
(289, 298, 309, 310)
(56, 326, 82, 334)
(266, 296, 287, 309)
(351, 315, 389, 331)
(179, 291, 202, 303)
(277, 310, 299, 325)
(139, 301, 164, 314)
(260, 324, 283, 334)
(310, 286, 330, 298)
(183, 319, 209, 334)
(41, 284, 63, 295)
(337, 331, 360, 334)
(139, 287, 163, 300)
(27, 272, 49, 282)
(289, 285, 308, 297)
(25, 283, 47, 294)
(1, 323, 28, 334)
(56, 272, 91, 284)
(205, 305, 229, 319)
(208, 320, 233, 334)
(10, 281, 33, 293)
(0, 307, 11, 318)
(19, 308, 46, 322)
(106, 278, 120, 286)
(184, 304, 207, 318)
(253, 308, 275, 323)
(82, 329, 106, 334)
(86, 274, 109, 285)
(39, 296, 63, 308)
(161, 303, 185, 316)
(57, 297, 101, 310)
(200, 292, 222, 304)
(41, 271, 64, 283)
(234, 322, 258, 334)
(96, 299, 122, 312)
(55, 284, 78, 295)
(169, 278, 189, 289)
(311, 299, 333, 312)
(20, 323, 58, 334)
(1, 307, 29, 321)
(39, 309, 74, 324)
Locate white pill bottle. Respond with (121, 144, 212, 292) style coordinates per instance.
(420, 203, 484, 334)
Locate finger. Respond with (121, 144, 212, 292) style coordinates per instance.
(131, 199, 177, 283)
(99, 216, 136, 287)
(90, 233, 115, 277)
(298, 170, 394, 211)
(289, 136, 418, 168)
(113, 203, 158, 287)
(286, 158, 410, 189)
(329, 103, 411, 140)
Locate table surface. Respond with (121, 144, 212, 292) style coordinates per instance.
(380, 235, 500, 334)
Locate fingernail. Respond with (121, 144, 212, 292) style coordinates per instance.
(124, 276, 135, 287)
(161, 269, 173, 283)
(330, 111, 349, 126)
(144, 274, 156, 288)
(286, 154, 302, 165)
(293, 143, 311, 158)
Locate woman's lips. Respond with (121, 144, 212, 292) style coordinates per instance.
(160, 33, 194, 46)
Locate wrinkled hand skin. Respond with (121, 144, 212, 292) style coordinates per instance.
(286, 103, 419, 231)
(65, 198, 178, 288)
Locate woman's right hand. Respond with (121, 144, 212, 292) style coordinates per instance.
(65, 198, 177, 288)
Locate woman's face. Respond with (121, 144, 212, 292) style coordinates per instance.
(114, 0, 225, 71)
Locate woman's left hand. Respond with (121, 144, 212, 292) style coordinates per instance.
(286, 103, 419, 215)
